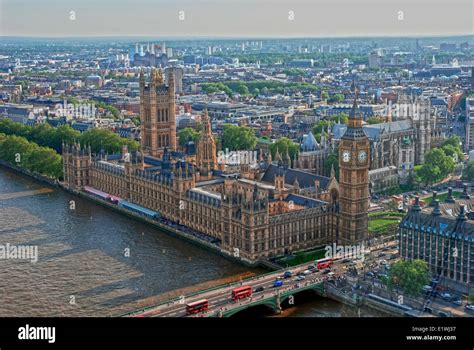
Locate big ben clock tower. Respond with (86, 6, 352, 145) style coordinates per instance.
(338, 93, 370, 244)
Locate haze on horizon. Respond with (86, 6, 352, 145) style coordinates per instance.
(0, 0, 472, 38)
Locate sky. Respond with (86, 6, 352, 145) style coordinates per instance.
(0, 0, 473, 38)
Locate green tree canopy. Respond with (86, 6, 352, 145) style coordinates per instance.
(324, 152, 339, 180)
(0, 133, 63, 178)
(384, 259, 430, 297)
(80, 128, 139, 154)
(178, 127, 200, 148)
(221, 124, 257, 151)
(463, 161, 474, 181)
(269, 137, 299, 160)
(415, 148, 456, 185)
(329, 93, 344, 103)
(366, 116, 385, 125)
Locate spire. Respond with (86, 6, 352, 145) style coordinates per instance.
(330, 163, 335, 178)
(432, 199, 441, 216)
(157, 68, 164, 84)
(386, 98, 392, 123)
(344, 88, 364, 133)
(275, 148, 282, 161)
(350, 75, 356, 92)
(293, 177, 300, 189)
(457, 204, 467, 221)
(253, 182, 258, 201)
(349, 88, 359, 120)
(412, 196, 421, 212)
(150, 68, 157, 84)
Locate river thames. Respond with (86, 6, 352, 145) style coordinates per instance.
(0, 168, 382, 317)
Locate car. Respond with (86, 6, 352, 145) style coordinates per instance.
(464, 304, 474, 311)
(382, 247, 391, 252)
(307, 265, 316, 270)
(451, 299, 462, 307)
(283, 271, 293, 279)
(322, 269, 331, 275)
(440, 292, 452, 300)
(254, 286, 265, 293)
(296, 271, 305, 276)
(327, 272, 335, 277)
(380, 259, 387, 265)
(273, 280, 283, 288)
(296, 275, 306, 281)
(422, 285, 433, 292)
(367, 272, 375, 278)
(431, 277, 440, 284)
(342, 258, 351, 263)
(438, 311, 449, 317)
(303, 269, 312, 275)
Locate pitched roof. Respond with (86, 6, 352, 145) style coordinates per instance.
(261, 164, 330, 189)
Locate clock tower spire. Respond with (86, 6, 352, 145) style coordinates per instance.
(338, 90, 370, 244)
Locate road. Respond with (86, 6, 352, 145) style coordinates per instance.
(125, 241, 398, 318)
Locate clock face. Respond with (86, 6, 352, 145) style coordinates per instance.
(358, 150, 367, 162)
(342, 150, 350, 162)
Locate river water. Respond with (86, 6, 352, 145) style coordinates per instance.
(0, 168, 381, 317)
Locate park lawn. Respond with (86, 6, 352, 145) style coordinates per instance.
(368, 217, 401, 235)
(422, 191, 461, 206)
(275, 248, 326, 267)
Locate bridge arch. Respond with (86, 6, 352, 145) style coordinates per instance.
(225, 300, 278, 318)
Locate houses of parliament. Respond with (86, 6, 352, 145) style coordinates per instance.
(63, 68, 370, 262)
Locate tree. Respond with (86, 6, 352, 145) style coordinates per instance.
(329, 93, 344, 103)
(0, 134, 63, 178)
(384, 259, 430, 297)
(236, 84, 249, 95)
(463, 161, 474, 181)
(441, 135, 463, 162)
(415, 148, 455, 185)
(51, 125, 81, 153)
(330, 113, 349, 125)
(312, 120, 332, 135)
(442, 144, 463, 163)
(416, 163, 441, 185)
(321, 91, 329, 100)
(269, 137, 299, 160)
(79, 128, 139, 154)
(324, 152, 339, 179)
(178, 127, 200, 148)
(366, 116, 385, 125)
(221, 124, 257, 151)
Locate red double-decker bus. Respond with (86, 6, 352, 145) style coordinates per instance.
(185, 299, 209, 315)
(316, 258, 333, 269)
(231, 286, 252, 301)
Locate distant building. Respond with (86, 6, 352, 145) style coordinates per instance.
(0, 103, 35, 124)
(133, 43, 168, 67)
(289, 59, 314, 68)
(369, 166, 398, 194)
(368, 50, 383, 68)
(85, 75, 103, 88)
(465, 98, 474, 151)
(439, 43, 457, 51)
